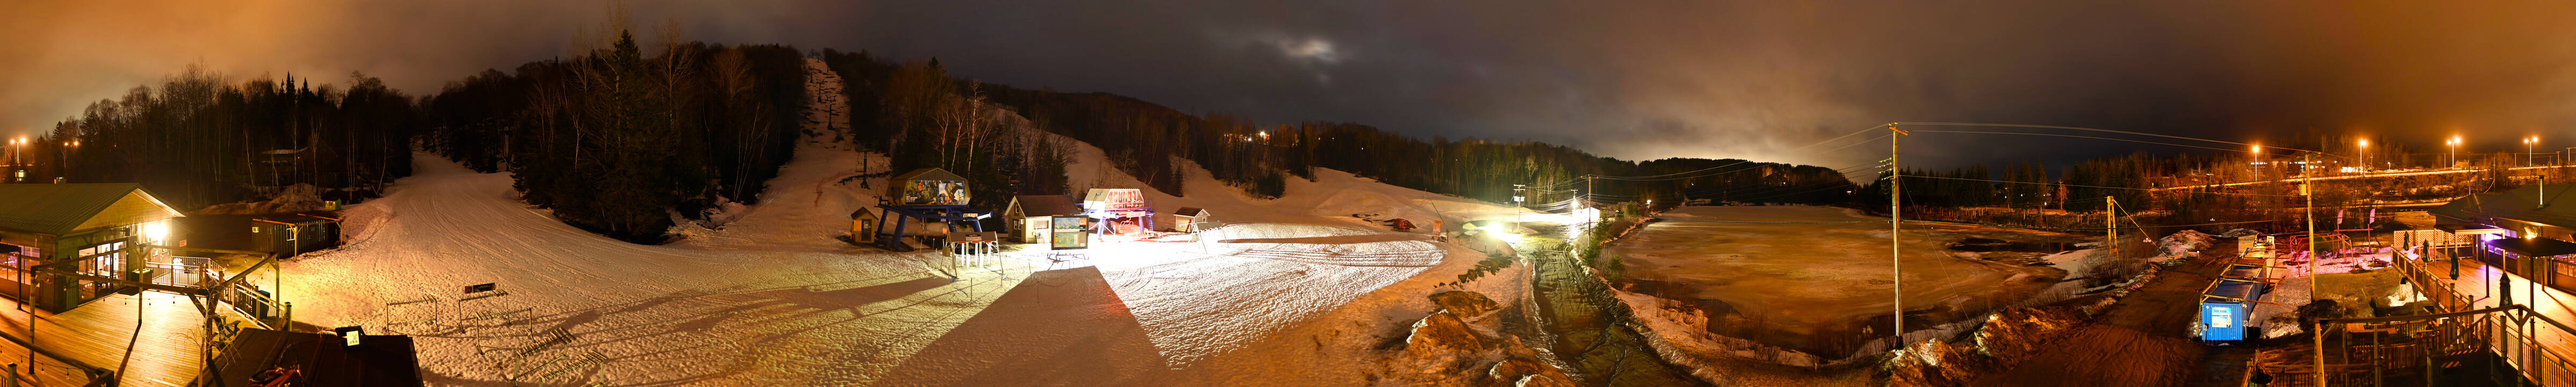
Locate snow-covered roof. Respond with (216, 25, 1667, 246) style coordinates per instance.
(889, 168, 966, 182)
(1174, 207, 1209, 217)
(1009, 195, 1081, 217)
(0, 183, 184, 235)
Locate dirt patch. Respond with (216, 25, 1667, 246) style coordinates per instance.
(1609, 206, 2089, 358)
(1954, 241, 2237, 387)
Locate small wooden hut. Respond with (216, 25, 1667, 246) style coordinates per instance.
(1003, 195, 1083, 245)
(1171, 207, 1216, 232)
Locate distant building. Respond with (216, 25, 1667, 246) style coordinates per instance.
(0, 183, 185, 312)
(2427, 183, 2576, 288)
(1171, 207, 1217, 232)
(250, 213, 343, 256)
(1002, 195, 1082, 245)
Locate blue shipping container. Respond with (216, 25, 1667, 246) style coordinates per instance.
(2199, 280, 2266, 341)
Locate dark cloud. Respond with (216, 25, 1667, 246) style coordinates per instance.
(6, 1, 2575, 171)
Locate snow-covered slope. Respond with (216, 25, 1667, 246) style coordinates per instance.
(1058, 131, 1524, 234)
(282, 58, 1543, 386)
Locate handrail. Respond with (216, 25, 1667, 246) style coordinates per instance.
(2319, 305, 2523, 324)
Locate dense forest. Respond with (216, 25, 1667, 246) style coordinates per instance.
(30, 67, 417, 211)
(419, 33, 813, 242)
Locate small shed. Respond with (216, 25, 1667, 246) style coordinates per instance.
(1003, 195, 1082, 245)
(250, 212, 341, 256)
(849, 210, 882, 244)
(887, 168, 971, 206)
(1171, 207, 1216, 232)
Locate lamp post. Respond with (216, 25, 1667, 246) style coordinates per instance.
(2250, 144, 2266, 181)
(2527, 137, 2540, 167)
(2447, 136, 2462, 168)
(6, 137, 21, 183)
(2356, 138, 2370, 173)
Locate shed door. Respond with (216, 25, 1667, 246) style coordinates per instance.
(1023, 218, 1051, 244)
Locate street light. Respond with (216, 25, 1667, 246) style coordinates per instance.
(2527, 136, 2540, 167)
(7, 137, 23, 171)
(2356, 138, 2370, 173)
(2447, 136, 2463, 168)
(2248, 144, 2265, 179)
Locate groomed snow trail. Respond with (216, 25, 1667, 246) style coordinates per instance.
(285, 58, 1520, 386)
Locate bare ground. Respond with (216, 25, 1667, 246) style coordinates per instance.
(1967, 241, 2236, 387)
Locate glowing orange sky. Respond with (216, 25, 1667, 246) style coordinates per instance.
(4, 1, 2573, 169)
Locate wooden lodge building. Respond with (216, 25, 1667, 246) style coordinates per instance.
(0, 183, 186, 312)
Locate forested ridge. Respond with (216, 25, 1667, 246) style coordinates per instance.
(29, 28, 1856, 243)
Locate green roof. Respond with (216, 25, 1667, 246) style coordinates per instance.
(2432, 183, 2576, 231)
(0, 183, 183, 235)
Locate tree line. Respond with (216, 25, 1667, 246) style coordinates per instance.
(419, 32, 813, 243)
(30, 66, 417, 212)
(23, 28, 1859, 244)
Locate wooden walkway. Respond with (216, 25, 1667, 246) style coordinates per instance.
(0, 291, 259, 386)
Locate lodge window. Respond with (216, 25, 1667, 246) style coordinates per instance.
(76, 241, 125, 278)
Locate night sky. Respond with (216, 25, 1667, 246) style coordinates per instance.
(5, 1, 2573, 171)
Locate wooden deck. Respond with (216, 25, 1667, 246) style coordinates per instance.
(0, 291, 259, 386)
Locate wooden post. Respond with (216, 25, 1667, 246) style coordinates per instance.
(2305, 152, 2317, 302)
(2316, 320, 2327, 387)
(1888, 123, 1908, 344)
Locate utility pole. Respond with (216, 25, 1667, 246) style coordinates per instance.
(2306, 150, 2324, 387)
(1585, 176, 1596, 205)
(1887, 123, 1908, 344)
(1583, 176, 1598, 223)
(2106, 196, 2117, 260)
(1512, 184, 1526, 224)
(2303, 152, 2317, 303)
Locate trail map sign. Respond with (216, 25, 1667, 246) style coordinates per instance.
(1050, 217, 1090, 249)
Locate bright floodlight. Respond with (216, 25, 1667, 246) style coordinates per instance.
(143, 221, 168, 243)
(2249, 144, 2262, 153)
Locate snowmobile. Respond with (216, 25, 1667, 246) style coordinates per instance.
(1385, 218, 1415, 232)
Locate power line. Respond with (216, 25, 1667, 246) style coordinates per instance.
(1896, 121, 2298, 153)
(1645, 214, 2282, 230)
(1904, 130, 2251, 154)
(1900, 175, 2304, 197)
